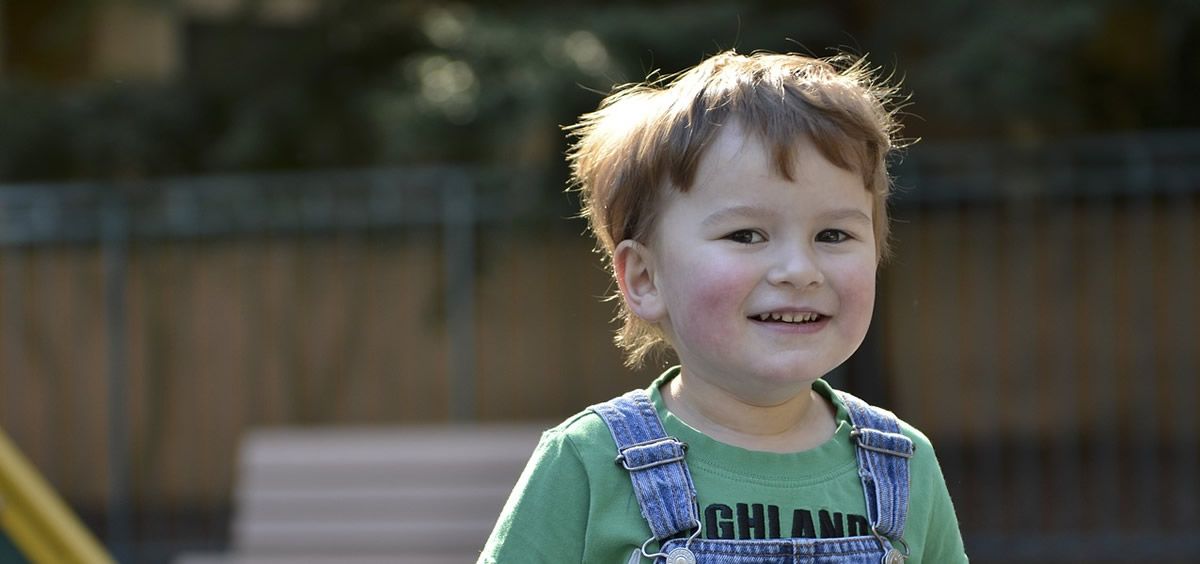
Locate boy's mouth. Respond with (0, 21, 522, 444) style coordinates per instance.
(751, 312, 827, 324)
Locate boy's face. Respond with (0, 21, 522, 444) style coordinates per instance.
(637, 125, 877, 403)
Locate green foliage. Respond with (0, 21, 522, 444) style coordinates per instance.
(0, 0, 1197, 185)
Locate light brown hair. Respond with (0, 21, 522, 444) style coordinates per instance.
(567, 50, 904, 367)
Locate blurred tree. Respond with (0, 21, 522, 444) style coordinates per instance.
(0, 0, 1196, 186)
(860, 0, 1200, 139)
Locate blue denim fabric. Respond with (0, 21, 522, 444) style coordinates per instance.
(835, 391, 914, 543)
(657, 536, 888, 564)
(591, 388, 913, 564)
(591, 389, 700, 541)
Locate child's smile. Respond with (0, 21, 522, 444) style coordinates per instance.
(632, 122, 878, 405)
(750, 310, 829, 332)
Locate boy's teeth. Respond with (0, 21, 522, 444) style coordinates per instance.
(757, 312, 820, 323)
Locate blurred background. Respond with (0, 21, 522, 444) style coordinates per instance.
(0, 0, 1197, 562)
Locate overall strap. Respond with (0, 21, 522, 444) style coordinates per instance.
(589, 389, 699, 542)
(835, 390, 914, 542)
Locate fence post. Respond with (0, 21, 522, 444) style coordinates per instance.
(101, 193, 131, 562)
(443, 176, 476, 421)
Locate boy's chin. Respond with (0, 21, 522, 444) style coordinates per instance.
(756, 350, 848, 374)
(740, 361, 834, 390)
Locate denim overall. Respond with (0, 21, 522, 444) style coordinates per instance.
(590, 388, 914, 564)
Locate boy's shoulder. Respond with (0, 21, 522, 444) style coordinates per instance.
(539, 402, 623, 457)
(530, 402, 647, 483)
(547, 404, 610, 438)
(820, 382, 938, 455)
(543, 373, 673, 454)
(539, 377, 675, 466)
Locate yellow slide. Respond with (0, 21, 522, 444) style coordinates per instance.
(0, 427, 114, 563)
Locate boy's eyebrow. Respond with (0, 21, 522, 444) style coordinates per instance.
(702, 206, 873, 226)
(820, 208, 873, 224)
(701, 205, 774, 227)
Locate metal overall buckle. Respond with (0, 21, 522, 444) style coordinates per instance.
(640, 520, 701, 564)
(871, 525, 910, 564)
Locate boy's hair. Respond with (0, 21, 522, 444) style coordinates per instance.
(567, 50, 904, 367)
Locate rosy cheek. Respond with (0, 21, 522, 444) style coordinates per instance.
(671, 260, 748, 347)
(834, 265, 877, 332)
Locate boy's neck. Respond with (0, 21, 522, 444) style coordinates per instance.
(662, 369, 837, 454)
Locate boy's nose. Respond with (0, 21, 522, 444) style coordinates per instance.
(765, 246, 824, 288)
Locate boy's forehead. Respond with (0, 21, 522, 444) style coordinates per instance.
(692, 125, 845, 187)
(693, 124, 777, 178)
(682, 146, 867, 203)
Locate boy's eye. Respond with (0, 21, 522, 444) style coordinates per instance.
(816, 229, 850, 243)
(726, 230, 764, 244)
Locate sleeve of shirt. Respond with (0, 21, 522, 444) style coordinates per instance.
(916, 448, 969, 563)
(477, 427, 591, 563)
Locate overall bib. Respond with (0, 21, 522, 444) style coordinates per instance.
(590, 389, 914, 564)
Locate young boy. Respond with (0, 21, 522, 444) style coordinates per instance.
(479, 51, 967, 563)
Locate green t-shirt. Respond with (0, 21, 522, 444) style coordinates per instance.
(479, 368, 968, 563)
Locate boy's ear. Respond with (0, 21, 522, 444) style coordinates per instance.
(614, 240, 666, 322)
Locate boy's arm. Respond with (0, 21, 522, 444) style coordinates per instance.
(477, 427, 591, 563)
(916, 451, 969, 563)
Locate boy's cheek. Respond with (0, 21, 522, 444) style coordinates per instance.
(670, 267, 749, 344)
(837, 272, 878, 338)
(847, 265, 879, 305)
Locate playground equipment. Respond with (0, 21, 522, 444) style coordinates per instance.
(0, 426, 114, 563)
